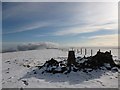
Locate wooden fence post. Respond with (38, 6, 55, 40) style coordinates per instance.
(77, 49, 79, 53)
(81, 48, 82, 54)
(85, 48, 87, 55)
(91, 49, 93, 56)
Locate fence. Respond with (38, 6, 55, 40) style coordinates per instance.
(68, 48, 112, 57)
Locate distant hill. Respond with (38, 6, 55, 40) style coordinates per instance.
(2, 42, 59, 53)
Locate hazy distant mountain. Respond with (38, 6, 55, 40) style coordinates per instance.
(2, 42, 59, 53)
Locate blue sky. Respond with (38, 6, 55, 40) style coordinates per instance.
(2, 2, 118, 47)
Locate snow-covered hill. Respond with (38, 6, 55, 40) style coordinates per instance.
(2, 42, 59, 53)
(2, 49, 119, 88)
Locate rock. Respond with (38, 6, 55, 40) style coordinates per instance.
(73, 67, 78, 72)
(81, 51, 116, 69)
(61, 67, 67, 73)
(92, 51, 116, 67)
(34, 71, 37, 74)
(5, 60, 10, 63)
(22, 80, 29, 86)
(44, 58, 59, 67)
(36, 66, 43, 69)
(87, 68, 93, 72)
(111, 67, 118, 72)
(27, 65, 30, 68)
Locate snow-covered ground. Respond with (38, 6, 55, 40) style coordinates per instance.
(2, 48, 119, 88)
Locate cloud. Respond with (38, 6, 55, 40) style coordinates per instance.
(2, 41, 59, 52)
(3, 18, 117, 35)
(3, 21, 52, 34)
(3, 2, 85, 20)
(86, 34, 118, 47)
(3, 3, 49, 19)
(64, 34, 118, 47)
(53, 22, 117, 36)
(3, 2, 118, 34)
(35, 35, 48, 37)
(3, 2, 118, 47)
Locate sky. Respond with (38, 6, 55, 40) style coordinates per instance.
(2, 2, 118, 47)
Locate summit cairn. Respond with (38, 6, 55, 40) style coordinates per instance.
(38, 50, 119, 74)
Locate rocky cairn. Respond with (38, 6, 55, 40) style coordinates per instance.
(37, 50, 119, 74)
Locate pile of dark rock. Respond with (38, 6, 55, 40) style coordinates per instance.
(78, 51, 117, 69)
(37, 58, 69, 74)
(37, 50, 119, 74)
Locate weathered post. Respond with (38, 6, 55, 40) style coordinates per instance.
(85, 48, 87, 55)
(77, 49, 79, 53)
(81, 48, 82, 54)
(91, 49, 93, 56)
